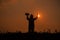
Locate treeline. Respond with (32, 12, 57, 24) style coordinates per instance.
(0, 32, 60, 40)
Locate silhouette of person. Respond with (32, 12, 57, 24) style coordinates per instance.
(25, 13, 37, 33)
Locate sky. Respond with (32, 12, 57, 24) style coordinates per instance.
(0, 0, 60, 33)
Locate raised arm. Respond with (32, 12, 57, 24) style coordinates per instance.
(26, 15, 29, 20)
(25, 13, 30, 20)
(34, 17, 38, 20)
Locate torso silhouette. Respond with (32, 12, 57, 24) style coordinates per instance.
(26, 14, 37, 32)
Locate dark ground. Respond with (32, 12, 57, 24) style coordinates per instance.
(0, 32, 60, 40)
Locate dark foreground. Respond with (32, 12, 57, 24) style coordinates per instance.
(0, 32, 60, 40)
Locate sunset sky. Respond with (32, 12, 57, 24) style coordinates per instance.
(0, 0, 60, 33)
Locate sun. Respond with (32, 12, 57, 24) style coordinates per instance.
(37, 13, 41, 18)
(38, 14, 40, 18)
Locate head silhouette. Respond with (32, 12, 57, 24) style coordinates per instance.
(30, 14, 33, 18)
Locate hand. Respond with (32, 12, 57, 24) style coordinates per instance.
(25, 13, 29, 16)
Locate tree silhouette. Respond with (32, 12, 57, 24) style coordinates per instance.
(55, 29, 57, 33)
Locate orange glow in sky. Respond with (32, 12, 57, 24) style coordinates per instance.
(37, 11, 41, 18)
(38, 14, 40, 18)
